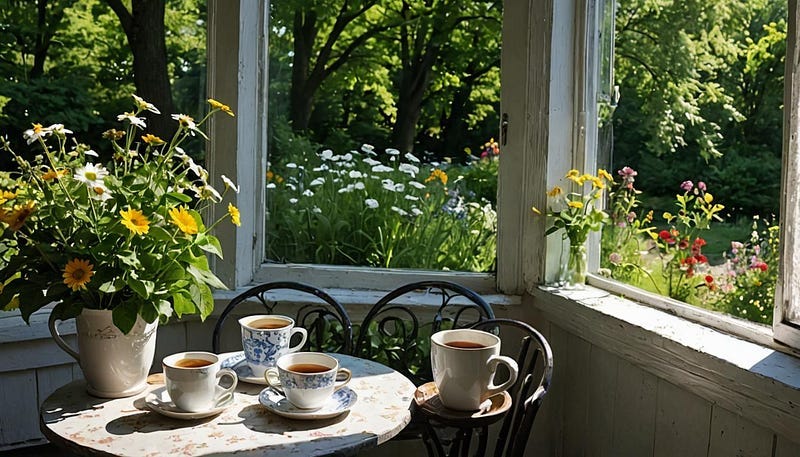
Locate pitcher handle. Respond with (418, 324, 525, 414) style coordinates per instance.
(48, 313, 80, 362)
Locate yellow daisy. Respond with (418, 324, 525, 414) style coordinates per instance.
(63, 258, 94, 291)
(207, 98, 235, 117)
(424, 169, 448, 185)
(141, 134, 165, 146)
(598, 169, 613, 182)
(547, 185, 562, 197)
(3, 201, 35, 231)
(228, 203, 241, 226)
(120, 208, 150, 235)
(567, 201, 584, 209)
(169, 206, 198, 234)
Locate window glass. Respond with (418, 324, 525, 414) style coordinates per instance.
(599, 0, 786, 325)
(265, 1, 502, 273)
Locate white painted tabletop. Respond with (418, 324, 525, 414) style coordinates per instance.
(40, 353, 416, 457)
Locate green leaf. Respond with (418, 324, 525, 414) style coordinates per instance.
(171, 291, 195, 317)
(197, 234, 223, 258)
(186, 264, 228, 290)
(189, 283, 214, 319)
(166, 192, 193, 203)
(148, 225, 173, 242)
(127, 277, 154, 299)
(98, 279, 126, 294)
(112, 303, 139, 334)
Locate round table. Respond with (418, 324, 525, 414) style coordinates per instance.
(40, 353, 416, 456)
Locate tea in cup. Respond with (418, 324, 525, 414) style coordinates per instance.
(264, 352, 352, 409)
(430, 328, 518, 411)
(162, 351, 238, 412)
(239, 315, 308, 377)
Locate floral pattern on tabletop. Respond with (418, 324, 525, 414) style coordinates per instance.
(0, 96, 240, 332)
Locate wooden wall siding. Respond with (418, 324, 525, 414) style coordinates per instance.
(523, 308, 800, 457)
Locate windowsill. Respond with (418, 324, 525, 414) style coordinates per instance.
(531, 284, 800, 440)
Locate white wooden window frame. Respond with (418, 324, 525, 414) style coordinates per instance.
(206, 0, 800, 352)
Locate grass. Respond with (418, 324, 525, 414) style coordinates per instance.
(700, 218, 753, 265)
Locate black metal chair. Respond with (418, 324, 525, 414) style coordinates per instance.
(353, 280, 495, 456)
(211, 281, 353, 355)
(417, 318, 554, 457)
(353, 280, 495, 385)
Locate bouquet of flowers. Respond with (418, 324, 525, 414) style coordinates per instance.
(0, 96, 239, 333)
(533, 169, 612, 285)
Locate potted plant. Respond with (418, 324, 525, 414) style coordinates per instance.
(0, 96, 240, 397)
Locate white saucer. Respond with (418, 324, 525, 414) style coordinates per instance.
(221, 352, 268, 385)
(145, 386, 234, 420)
(258, 386, 357, 420)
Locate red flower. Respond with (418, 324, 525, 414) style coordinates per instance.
(705, 275, 714, 284)
(659, 230, 671, 240)
(695, 254, 708, 264)
(678, 239, 689, 250)
(693, 238, 706, 247)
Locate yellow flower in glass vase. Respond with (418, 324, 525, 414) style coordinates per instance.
(532, 168, 613, 287)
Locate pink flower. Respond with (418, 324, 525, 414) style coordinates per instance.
(697, 181, 707, 191)
(617, 166, 637, 189)
(680, 180, 694, 192)
(609, 253, 623, 265)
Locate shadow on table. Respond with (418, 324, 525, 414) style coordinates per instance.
(235, 403, 349, 432)
(104, 397, 218, 435)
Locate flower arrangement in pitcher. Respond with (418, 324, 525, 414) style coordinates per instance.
(0, 96, 239, 333)
(532, 169, 612, 286)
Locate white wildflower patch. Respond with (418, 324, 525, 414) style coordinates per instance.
(372, 165, 394, 173)
(405, 152, 420, 163)
(302, 189, 314, 197)
(411, 207, 423, 216)
(363, 158, 381, 167)
(399, 163, 419, 177)
(320, 149, 334, 160)
(313, 164, 330, 172)
(286, 162, 298, 168)
(391, 206, 408, 216)
(117, 112, 147, 129)
(365, 198, 379, 209)
(361, 144, 376, 155)
(289, 198, 298, 204)
(405, 195, 419, 201)
(385, 148, 400, 156)
(409, 181, 426, 189)
(312, 206, 322, 214)
(341, 153, 353, 162)
(310, 177, 325, 186)
(354, 182, 365, 190)
(267, 183, 276, 189)
(349, 170, 364, 179)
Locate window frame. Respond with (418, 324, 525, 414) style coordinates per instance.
(206, 0, 800, 352)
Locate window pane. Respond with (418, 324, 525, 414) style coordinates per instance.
(265, 1, 501, 273)
(600, 0, 786, 325)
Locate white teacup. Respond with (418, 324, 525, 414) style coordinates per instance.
(162, 351, 238, 412)
(265, 352, 352, 409)
(431, 328, 519, 411)
(240, 315, 308, 378)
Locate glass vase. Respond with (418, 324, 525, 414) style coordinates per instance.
(565, 243, 587, 288)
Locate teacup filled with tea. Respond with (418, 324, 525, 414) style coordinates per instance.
(430, 328, 518, 411)
(265, 352, 351, 409)
(162, 351, 238, 412)
(239, 315, 308, 377)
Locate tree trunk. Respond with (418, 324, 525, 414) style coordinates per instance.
(392, 48, 436, 153)
(290, 11, 316, 132)
(439, 85, 471, 156)
(105, 0, 176, 139)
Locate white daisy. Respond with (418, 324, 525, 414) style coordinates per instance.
(372, 165, 394, 173)
(74, 163, 109, 187)
(302, 189, 314, 197)
(221, 174, 240, 193)
(405, 152, 420, 163)
(23, 123, 51, 145)
(399, 163, 419, 177)
(47, 124, 73, 136)
(289, 198, 299, 204)
(90, 184, 113, 202)
(310, 177, 325, 186)
(117, 112, 147, 129)
(320, 149, 334, 160)
(411, 207, 423, 216)
(409, 181, 426, 189)
(354, 182, 365, 190)
(386, 148, 400, 156)
(405, 195, 419, 201)
(391, 206, 408, 216)
(363, 158, 381, 166)
(133, 95, 161, 114)
(349, 171, 364, 179)
(365, 198, 379, 209)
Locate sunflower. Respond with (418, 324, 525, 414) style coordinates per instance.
(169, 206, 198, 234)
(228, 203, 241, 226)
(120, 208, 150, 235)
(62, 258, 94, 291)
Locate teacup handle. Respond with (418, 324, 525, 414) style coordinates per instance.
(484, 355, 519, 399)
(334, 368, 352, 391)
(215, 367, 238, 404)
(287, 327, 308, 353)
(264, 367, 284, 394)
(48, 313, 80, 362)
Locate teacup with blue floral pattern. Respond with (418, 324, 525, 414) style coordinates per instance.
(240, 315, 308, 378)
(265, 352, 352, 409)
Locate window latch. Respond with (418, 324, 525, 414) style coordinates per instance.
(501, 113, 509, 146)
